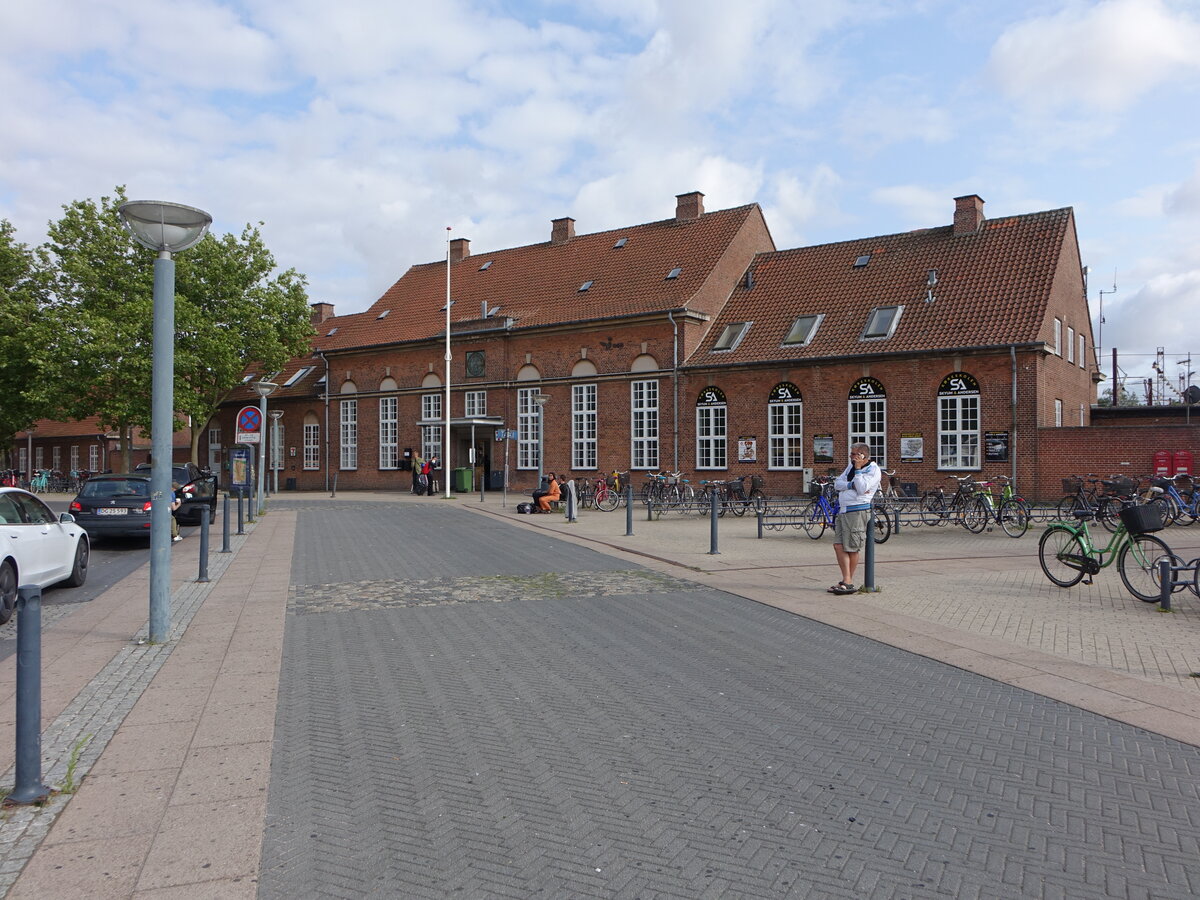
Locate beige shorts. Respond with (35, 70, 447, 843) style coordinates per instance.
(834, 508, 870, 553)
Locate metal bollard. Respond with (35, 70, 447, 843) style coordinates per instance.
(197, 509, 210, 583)
(1159, 558, 1172, 612)
(565, 480, 577, 522)
(236, 489, 245, 535)
(625, 483, 634, 536)
(708, 489, 720, 555)
(757, 505, 764, 539)
(863, 505, 877, 591)
(220, 494, 232, 553)
(10, 585, 51, 805)
(246, 484, 255, 523)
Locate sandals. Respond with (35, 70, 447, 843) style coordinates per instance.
(827, 582, 856, 595)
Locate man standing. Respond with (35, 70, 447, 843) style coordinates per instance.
(829, 442, 880, 594)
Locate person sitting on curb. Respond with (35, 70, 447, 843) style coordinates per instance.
(534, 472, 560, 512)
(828, 443, 880, 594)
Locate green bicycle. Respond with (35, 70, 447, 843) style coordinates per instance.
(1037, 503, 1175, 602)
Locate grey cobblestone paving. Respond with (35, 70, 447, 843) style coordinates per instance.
(260, 503, 1200, 899)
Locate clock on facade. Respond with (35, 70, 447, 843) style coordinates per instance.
(466, 351, 485, 377)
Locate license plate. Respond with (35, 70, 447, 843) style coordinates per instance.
(96, 507, 129, 516)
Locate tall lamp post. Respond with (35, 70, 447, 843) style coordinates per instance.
(251, 381, 278, 514)
(533, 393, 549, 488)
(25, 427, 34, 486)
(269, 409, 284, 494)
(118, 200, 212, 644)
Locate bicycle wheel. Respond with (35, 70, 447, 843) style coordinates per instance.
(919, 493, 946, 526)
(800, 499, 826, 539)
(961, 496, 988, 533)
(872, 507, 891, 544)
(730, 493, 748, 517)
(1094, 497, 1121, 533)
(1118, 534, 1175, 602)
(1038, 527, 1087, 588)
(998, 499, 1029, 538)
(1056, 495, 1090, 521)
(595, 486, 619, 512)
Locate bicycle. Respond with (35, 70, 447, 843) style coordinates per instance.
(1148, 473, 1198, 527)
(800, 477, 890, 543)
(1038, 501, 1175, 602)
(29, 469, 50, 493)
(962, 475, 1030, 538)
(919, 475, 980, 529)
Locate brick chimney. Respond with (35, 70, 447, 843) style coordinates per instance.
(449, 237, 470, 262)
(310, 302, 335, 324)
(953, 194, 985, 236)
(676, 191, 705, 221)
(551, 217, 575, 245)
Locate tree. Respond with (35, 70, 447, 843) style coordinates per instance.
(40, 187, 313, 467)
(0, 220, 55, 445)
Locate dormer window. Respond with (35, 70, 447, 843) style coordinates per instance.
(861, 305, 903, 340)
(783, 314, 823, 347)
(666, 267, 682, 280)
(713, 322, 751, 352)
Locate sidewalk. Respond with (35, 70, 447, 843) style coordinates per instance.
(0, 489, 1197, 897)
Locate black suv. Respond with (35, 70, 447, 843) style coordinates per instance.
(134, 462, 219, 523)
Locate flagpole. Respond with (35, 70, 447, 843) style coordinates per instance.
(444, 226, 452, 499)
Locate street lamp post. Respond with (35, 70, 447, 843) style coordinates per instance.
(25, 428, 34, 486)
(251, 381, 278, 515)
(533, 393, 549, 488)
(118, 200, 212, 644)
(269, 409, 284, 494)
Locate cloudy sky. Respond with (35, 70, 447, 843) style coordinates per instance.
(3, 0, 1198, 395)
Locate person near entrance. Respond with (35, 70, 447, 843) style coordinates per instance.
(412, 455, 425, 494)
(421, 456, 435, 496)
(533, 472, 560, 512)
(829, 442, 880, 594)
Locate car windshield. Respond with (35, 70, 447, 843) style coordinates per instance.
(80, 479, 150, 499)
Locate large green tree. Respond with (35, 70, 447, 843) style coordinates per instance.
(0, 220, 54, 445)
(41, 187, 313, 467)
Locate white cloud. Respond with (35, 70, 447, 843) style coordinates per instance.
(987, 0, 1200, 114)
(1164, 162, 1200, 217)
(763, 166, 844, 249)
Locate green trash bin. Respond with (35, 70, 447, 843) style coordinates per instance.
(452, 467, 473, 492)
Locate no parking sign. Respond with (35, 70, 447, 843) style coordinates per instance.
(236, 405, 262, 444)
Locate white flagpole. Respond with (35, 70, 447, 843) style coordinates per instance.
(444, 226, 452, 498)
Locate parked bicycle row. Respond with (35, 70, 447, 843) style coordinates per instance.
(1057, 472, 1198, 528)
(0, 469, 94, 493)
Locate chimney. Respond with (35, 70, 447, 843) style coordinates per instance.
(676, 191, 705, 221)
(310, 302, 335, 324)
(551, 217, 575, 245)
(953, 194, 985, 236)
(449, 237, 470, 262)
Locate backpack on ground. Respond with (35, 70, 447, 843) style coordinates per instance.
(516, 502, 533, 514)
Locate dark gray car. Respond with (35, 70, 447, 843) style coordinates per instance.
(134, 462, 218, 523)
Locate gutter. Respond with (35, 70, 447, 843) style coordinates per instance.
(317, 351, 330, 492)
(668, 310, 680, 470)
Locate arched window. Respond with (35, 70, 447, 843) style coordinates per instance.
(695, 386, 727, 470)
(937, 372, 980, 470)
(768, 383, 803, 470)
(848, 377, 886, 467)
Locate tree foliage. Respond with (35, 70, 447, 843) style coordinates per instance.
(0, 220, 54, 444)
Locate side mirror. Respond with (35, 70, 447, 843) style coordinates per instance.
(59, 512, 76, 524)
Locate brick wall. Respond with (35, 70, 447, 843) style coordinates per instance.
(1034, 424, 1199, 500)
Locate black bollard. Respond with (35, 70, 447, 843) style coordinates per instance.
(246, 484, 255, 523)
(197, 509, 210, 583)
(863, 505, 877, 591)
(220, 494, 232, 553)
(708, 488, 720, 555)
(565, 480, 577, 522)
(10, 585, 51, 805)
(625, 483, 634, 536)
(236, 488, 245, 535)
(1159, 558, 1172, 612)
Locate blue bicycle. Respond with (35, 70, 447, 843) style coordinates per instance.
(800, 476, 890, 543)
(1149, 475, 1197, 526)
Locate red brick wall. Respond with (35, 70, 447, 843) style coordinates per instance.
(1034, 425, 1199, 500)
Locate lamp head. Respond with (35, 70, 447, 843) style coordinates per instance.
(251, 381, 279, 398)
(118, 201, 212, 254)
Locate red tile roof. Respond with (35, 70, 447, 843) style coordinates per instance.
(691, 207, 1075, 365)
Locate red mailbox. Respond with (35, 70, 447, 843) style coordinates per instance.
(1154, 450, 1172, 476)
(1174, 449, 1193, 476)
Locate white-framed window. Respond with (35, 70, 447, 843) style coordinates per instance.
(52, 446, 61, 471)
(18, 448, 27, 475)
(1055, 398, 1063, 427)
(712, 322, 751, 352)
(35, 447, 43, 469)
(1079, 334, 1086, 369)
(421, 425, 442, 463)
(572, 384, 597, 470)
(209, 426, 222, 449)
(422, 393, 442, 422)
(861, 306, 903, 341)
(304, 422, 320, 470)
(271, 423, 285, 471)
(695, 386, 727, 470)
(517, 387, 539, 470)
(1067, 326, 1075, 363)
(340, 399, 358, 469)
(938, 372, 980, 470)
(379, 397, 398, 469)
(1079, 403, 1086, 426)
(783, 314, 823, 347)
(631, 380, 659, 470)
(70, 445, 80, 472)
(1053, 318, 1061, 355)
(768, 382, 803, 469)
(465, 390, 487, 417)
(848, 377, 887, 467)
(88, 444, 99, 471)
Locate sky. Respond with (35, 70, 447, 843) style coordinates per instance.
(2, 0, 1199, 398)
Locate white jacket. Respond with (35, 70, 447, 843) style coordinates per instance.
(834, 461, 881, 511)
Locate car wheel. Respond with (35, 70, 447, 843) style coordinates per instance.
(0, 560, 17, 626)
(65, 537, 90, 587)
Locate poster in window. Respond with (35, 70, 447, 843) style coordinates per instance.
(738, 436, 757, 462)
(813, 434, 834, 463)
(985, 431, 1009, 462)
(900, 433, 924, 463)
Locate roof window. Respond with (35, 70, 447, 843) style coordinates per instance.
(241, 373, 256, 383)
(283, 366, 314, 387)
(666, 267, 682, 280)
(327, 327, 338, 335)
(861, 305, 903, 340)
(853, 254, 871, 268)
(782, 314, 823, 347)
(713, 322, 751, 352)
(579, 280, 593, 292)
(479, 260, 493, 270)
(613, 237, 627, 249)
(376, 309, 390, 319)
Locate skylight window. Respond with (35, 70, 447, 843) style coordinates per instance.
(376, 309, 390, 319)
(613, 237, 627, 249)
(713, 322, 751, 352)
(783, 314, 824, 347)
(327, 327, 338, 335)
(666, 267, 682, 280)
(283, 366, 314, 387)
(861, 305, 903, 340)
(241, 373, 256, 383)
(579, 280, 593, 292)
(479, 260, 493, 270)
(853, 254, 871, 268)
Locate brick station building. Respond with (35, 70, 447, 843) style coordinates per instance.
(211, 190, 1132, 500)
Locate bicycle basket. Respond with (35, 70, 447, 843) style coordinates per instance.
(1061, 477, 1081, 494)
(605, 475, 616, 488)
(1106, 476, 1137, 495)
(806, 481, 823, 498)
(750, 475, 764, 489)
(1119, 503, 1164, 535)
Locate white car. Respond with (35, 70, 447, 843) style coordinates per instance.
(0, 487, 89, 624)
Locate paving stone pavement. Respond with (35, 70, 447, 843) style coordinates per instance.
(258, 501, 1200, 899)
